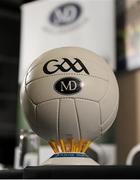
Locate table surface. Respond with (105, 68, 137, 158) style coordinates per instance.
(0, 165, 140, 179)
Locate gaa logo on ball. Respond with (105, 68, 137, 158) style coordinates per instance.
(43, 58, 89, 74)
(49, 3, 81, 26)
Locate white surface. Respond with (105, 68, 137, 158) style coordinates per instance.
(19, 0, 116, 83)
(100, 144, 116, 165)
(14, 147, 40, 169)
(43, 154, 99, 166)
(23, 153, 38, 167)
(39, 144, 116, 165)
(39, 145, 53, 164)
(127, 54, 140, 70)
(14, 143, 116, 168)
(126, 144, 140, 165)
(39, 143, 117, 165)
(14, 147, 21, 169)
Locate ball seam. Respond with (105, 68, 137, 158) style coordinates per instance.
(36, 97, 100, 105)
(26, 73, 108, 85)
(74, 99, 81, 139)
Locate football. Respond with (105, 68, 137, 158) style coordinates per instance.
(20, 47, 119, 143)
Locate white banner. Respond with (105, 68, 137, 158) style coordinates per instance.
(19, 0, 116, 83)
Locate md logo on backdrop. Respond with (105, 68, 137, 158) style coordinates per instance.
(49, 3, 81, 26)
(43, 2, 88, 33)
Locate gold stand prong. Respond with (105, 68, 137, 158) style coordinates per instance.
(60, 139, 66, 152)
(81, 140, 92, 153)
(49, 138, 92, 153)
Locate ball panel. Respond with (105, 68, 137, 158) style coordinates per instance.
(20, 82, 37, 133)
(75, 99, 101, 140)
(36, 99, 59, 140)
(101, 100, 118, 134)
(59, 99, 80, 140)
(99, 71, 119, 125)
(26, 76, 108, 104)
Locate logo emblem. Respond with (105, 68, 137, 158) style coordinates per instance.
(54, 77, 82, 95)
(49, 3, 81, 26)
(43, 58, 89, 74)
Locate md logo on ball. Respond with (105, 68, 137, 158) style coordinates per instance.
(49, 3, 81, 26)
(55, 77, 82, 95)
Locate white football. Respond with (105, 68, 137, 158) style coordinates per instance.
(20, 47, 119, 141)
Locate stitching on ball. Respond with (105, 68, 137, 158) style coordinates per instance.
(37, 97, 99, 105)
(26, 74, 108, 85)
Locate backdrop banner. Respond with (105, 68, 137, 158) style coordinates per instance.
(19, 0, 116, 83)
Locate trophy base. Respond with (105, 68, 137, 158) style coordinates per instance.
(43, 153, 99, 165)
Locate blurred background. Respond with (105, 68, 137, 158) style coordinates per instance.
(0, 0, 140, 167)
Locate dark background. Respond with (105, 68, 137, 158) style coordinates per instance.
(0, 0, 126, 166)
(0, 0, 34, 166)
